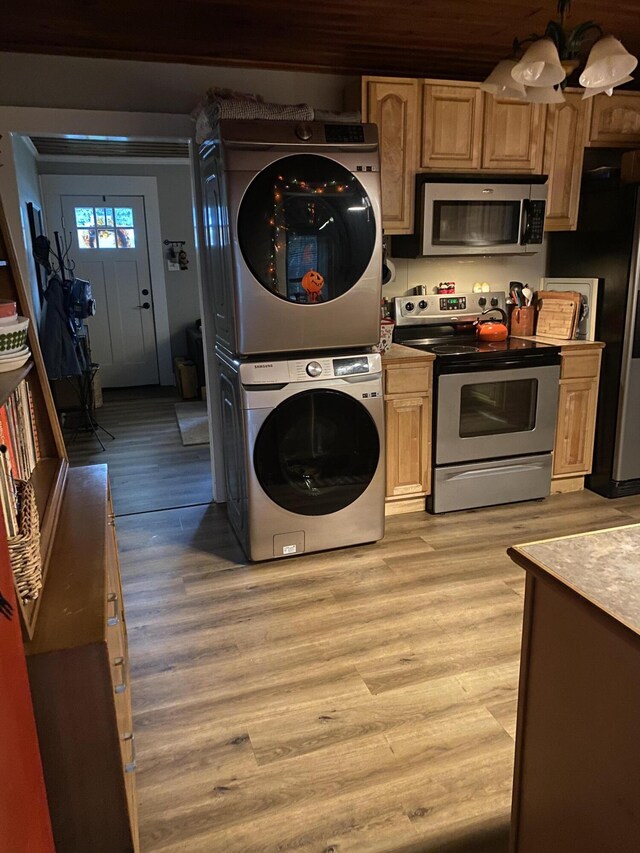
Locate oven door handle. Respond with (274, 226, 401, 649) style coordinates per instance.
(437, 354, 561, 374)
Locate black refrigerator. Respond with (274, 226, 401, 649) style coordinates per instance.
(549, 151, 640, 498)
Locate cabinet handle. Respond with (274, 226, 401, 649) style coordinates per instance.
(113, 656, 127, 694)
(122, 732, 137, 773)
(107, 592, 119, 627)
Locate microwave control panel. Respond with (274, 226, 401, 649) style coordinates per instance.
(439, 297, 467, 311)
(525, 200, 546, 244)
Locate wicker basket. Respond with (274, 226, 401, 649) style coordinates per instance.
(8, 480, 42, 603)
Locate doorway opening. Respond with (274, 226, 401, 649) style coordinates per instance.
(10, 132, 212, 515)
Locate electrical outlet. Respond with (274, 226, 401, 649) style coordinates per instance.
(167, 261, 180, 272)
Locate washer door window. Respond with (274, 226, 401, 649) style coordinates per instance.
(254, 390, 380, 516)
(238, 154, 376, 304)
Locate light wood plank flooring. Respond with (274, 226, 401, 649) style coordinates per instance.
(114, 488, 640, 852)
(66, 387, 212, 515)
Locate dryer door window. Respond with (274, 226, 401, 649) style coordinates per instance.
(254, 389, 380, 516)
(238, 154, 376, 304)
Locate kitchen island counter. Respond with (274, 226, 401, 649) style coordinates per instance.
(507, 523, 640, 852)
(509, 523, 640, 636)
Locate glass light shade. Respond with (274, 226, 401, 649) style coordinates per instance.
(581, 75, 633, 99)
(481, 60, 527, 97)
(523, 85, 566, 104)
(580, 36, 638, 89)
(512, 38, 566, 87)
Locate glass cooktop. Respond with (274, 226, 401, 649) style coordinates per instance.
(401, 335, 561, 365)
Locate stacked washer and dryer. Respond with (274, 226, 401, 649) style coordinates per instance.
(198, 120, 386, 561)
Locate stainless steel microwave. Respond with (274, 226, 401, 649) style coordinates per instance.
(391, 175, 548, 258)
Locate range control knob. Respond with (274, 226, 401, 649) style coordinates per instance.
(478, 296, 487, 307)
(295, 123, 313, 141)
(418, 300, 428, 310)
(306, 361, 323, 377)
(404, 301, 415, 312)
(491, 297, 499, 307)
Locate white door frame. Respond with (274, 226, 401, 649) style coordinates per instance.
(40, 174, 173, 386)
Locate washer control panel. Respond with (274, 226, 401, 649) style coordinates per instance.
(239, 353, 382, 385)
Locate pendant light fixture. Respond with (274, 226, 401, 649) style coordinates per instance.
(482, 0, 637, 104)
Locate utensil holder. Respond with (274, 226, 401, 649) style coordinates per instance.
(510, 306, 535, 337)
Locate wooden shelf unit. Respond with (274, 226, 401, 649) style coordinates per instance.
(0, 199, 139, 849)
(0, 197, 68, 638)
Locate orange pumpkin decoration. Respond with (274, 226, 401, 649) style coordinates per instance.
(302, 270, 325, 303)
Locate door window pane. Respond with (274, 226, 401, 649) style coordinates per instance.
(74, 205, 135, 249)
(116, 228, 135, 248)
(115, 207, 134, 227)
(238, 154, 376, 304)
(433, 201, 520, 246)
(460, 379, 537, 437)
(75, 207, 94, 227)
(97, 229, 116, 248)
(95, 207, 114, 227)
(77, 228, 97, 249)
(254, 389, 380, 515)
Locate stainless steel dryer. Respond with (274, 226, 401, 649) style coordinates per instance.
(216, 347, 385, 561)
(199, 120, 382, 355)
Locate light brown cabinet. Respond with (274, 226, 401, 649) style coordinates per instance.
(543, 93, 590, 231)
(362, 77, 419, 234)
(420, 82, 483, 170)
(420, 83, 545, 173)
(26, 466, 139, 853)
(588, 91, 640, 146)
(552, 346, 602, 488)
(482, 98, 546, 172)
(383, 347, 434, 515)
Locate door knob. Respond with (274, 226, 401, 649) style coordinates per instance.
(137, 302, 151, 309)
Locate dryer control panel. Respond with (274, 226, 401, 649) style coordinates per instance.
(239, 352, 382, 385)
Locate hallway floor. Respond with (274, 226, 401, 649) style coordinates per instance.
(66, 386, 212, 515)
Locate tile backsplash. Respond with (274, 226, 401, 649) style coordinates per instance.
(385, 245, 548, 298)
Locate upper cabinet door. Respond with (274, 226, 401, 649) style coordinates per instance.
(482, 97, 546, 172)
(363, 78, 419, 235)
(588, 91, 640, 146)
(544, 94, 591, 231)
(421, 82, 483, 170)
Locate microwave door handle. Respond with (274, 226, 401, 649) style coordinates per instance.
(521, 198, 532, 245)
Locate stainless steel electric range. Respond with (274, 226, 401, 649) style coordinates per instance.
(393, 293, 561, 513)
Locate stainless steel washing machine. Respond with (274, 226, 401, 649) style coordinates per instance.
(199, 120, 382, 356)
(216, 346, 385, 561)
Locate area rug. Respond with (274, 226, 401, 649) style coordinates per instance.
(174, 401, 209, 446)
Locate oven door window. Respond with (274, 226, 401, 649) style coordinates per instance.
(254, 389, 380, 516)
(238, 154, 376, 304)
(460, 378, 538, 437)
(433, 200, 520, 247)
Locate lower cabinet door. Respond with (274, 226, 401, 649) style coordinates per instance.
(553, 378, 598, 476)
(385, 395, 431, 497)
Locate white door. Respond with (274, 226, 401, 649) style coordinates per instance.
(55, 194, 159, 386)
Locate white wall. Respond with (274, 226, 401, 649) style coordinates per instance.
(0, 53, 349, 114)
(385, 249, 548, 299)
(10, 136, 45, 323)
(38, 159, 200, 361)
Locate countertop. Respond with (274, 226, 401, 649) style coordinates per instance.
(381, 343, 436, 363)
(508, 523, 640, 637)
(512, 335, 605, 349)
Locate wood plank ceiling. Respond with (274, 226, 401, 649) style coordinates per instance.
(2, 0, 640, 83)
